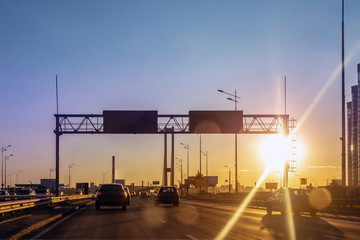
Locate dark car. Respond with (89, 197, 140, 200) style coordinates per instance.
(124, 187, 131, 205)
(139, 191, 150, 198)
(0, 190, 9, 196)
(154, 186, 179, 207)
(18, 188, 36, 195)
(95, 184, 128, 210)
(36, 189, 50, 195)
(266, 188, 317, 217)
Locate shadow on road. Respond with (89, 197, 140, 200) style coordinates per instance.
(261, 214, 345, 240)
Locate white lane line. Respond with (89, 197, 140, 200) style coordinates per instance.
(30, 205, 92, 240)
(322, 235, 346, 240)
(159, 219, 167, 223)
(185, 234, 199, 240)
(0, 214, 31, 225)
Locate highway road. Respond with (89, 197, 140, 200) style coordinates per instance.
(29, 197, 360, 240)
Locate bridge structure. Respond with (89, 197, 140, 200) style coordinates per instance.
(54, 110, 295, 196)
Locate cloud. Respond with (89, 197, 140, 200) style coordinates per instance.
(240, 169, 251, 172)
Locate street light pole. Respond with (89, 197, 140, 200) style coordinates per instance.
(218, 89, 240, 194)
(4, 154, 13, 189)
(180, 143, 190, 179)
(1, 145, 11, 189)
(225, 165, 231, 194)
(16, 170, 22, 185)
(68, 163, 75, 195)
(8, 172, 15, 187)
(199, 135, 202, 175)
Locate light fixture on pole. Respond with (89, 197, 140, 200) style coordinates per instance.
(68, 163, 75, 195)
(8, 172, 15, 187)
(4, 154, 13, 189)
(225, 165, 231, 194)
(1, 145, 11, 189)
(218, 89, 240, 194)
(16, 170, 22, 185)
(180, 143, 190, 179)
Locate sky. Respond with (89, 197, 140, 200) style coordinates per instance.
(1, 0, 360, 189)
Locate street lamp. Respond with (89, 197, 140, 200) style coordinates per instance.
(68, 163, 75, 195)
(180, 143, 190, 179)
(16, 170, 22, 185)
(218, 89, 241, 194)
(225, 165, 231, 194)
(1, 145, 11, 189)
(4, 154, 13, 189)
(7, 172, 15, 187)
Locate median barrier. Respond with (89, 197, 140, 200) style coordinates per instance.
(0, 195, 94, 216)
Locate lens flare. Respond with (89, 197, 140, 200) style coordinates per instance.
(309, 188, 332, 210)
(259, 134, 290, 171)
(215, 168, 270, 240)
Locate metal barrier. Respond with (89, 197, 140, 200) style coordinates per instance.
(0, 195, 93, 215)
(189, 194, 360, 210)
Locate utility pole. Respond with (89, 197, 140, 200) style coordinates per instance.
(218, 89, 240, 194)
(180, 143, 190, 179)
(341, 0, 346, 193)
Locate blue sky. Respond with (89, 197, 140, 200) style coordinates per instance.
(1, 1, 359, 188)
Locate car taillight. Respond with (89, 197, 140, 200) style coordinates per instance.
(177, 193, 180, 197)
(157, 193, 160, 197)
(123, 192, 126, 197)
(97, 192, 101, 196)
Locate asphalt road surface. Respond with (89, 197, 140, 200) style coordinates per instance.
(30, 197, 360, 239)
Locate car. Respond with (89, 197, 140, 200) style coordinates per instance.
(154, 186, 180, 207)
(124, 187, 131, 205)
(18, 188, 36, 195)
(0, 190, 9, 195)
(95, 184, 128, 210)
(139, 191, 150, 198)
(36, 189, 50, 195)
(266, 188, 317, 217)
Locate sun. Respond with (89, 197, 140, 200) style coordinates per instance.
(259, 134, 291, 171)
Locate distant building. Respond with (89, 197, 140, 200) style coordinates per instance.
(41, 179, 56, 189)
(347, 63, 360, 187)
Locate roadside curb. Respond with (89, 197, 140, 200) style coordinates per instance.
(9, 203, 88, 239)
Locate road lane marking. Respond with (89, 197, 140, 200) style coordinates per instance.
(30, 205, 92, 240)
(185, 234, 199, 240)
(0, 214, 31, 225)
(159, 219, 166, 223)
(322, 235, 346, 240)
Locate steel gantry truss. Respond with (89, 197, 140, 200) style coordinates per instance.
(55, 113, 288, 135)
(54, 112, 293, 196)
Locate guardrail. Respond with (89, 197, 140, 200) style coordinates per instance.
(189, 194, 360, 210)
(332, 199, 360, 209)
(188, 192, 271, 207)
(0, 195, 93, 215)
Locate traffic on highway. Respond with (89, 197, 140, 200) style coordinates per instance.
(1, 187, 359, 239)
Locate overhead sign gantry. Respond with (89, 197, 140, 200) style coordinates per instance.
(54, 110, 291, 196)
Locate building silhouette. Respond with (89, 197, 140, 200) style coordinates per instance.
(347, 63, 360, 187)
